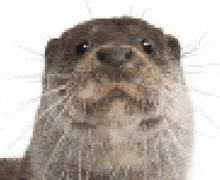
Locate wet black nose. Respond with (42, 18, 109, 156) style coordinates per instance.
(96, 47, 132, 67)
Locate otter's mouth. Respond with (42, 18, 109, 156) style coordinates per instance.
(71, 84, 160, 129)
(107, 88, 128, 99)
(77, 81, 144, 102)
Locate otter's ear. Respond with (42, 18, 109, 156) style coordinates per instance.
(45, 38, 61, 68)
(164, 35, 180, 61)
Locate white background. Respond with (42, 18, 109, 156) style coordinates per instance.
(0, 0, 220, 179)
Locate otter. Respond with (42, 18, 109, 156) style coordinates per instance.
(2, 17, 193, 179)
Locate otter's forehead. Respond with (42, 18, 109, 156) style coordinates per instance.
(62, 17, 163, 45)
(46, 17, 180, 75)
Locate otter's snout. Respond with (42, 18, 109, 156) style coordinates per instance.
(96, 47, 133, 67)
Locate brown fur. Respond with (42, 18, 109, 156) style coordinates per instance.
(25, 17, 193, 179)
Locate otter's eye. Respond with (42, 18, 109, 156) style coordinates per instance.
(76, 40, 89, 56)
(141, 39, 153, 54)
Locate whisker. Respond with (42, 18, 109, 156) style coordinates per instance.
(12, 43, 44, 57)
(41, 84, 68, 98)
(194, 127, 220, 142)
(154, 119, 185, 177)
(129, 5, 133, 16)
(46, 73, 72, 78)
(193, 105, 220, 130)
(181, 31, 209, 58)
(42, 104, 70, 178)
(185, 63, 220, 67)
(42, 133, 66, 178)
(181, 52, 201, 59)
(24, 57, 44, 62)
(13, 74, 41, 79)
(36, 96, 66, 122)
(7, 95, 41, 119)
(162, 118, 185, 155)
(188, 86, 220, 98)
(45, 103, 69, 135)
(141, 10, 148, 18)
(185, 72, 220, 74)
(201, 110, 220, 130)
(3, 125, 32, 156)
(84, 0, 93, 18)
(1, 74, 42, 82)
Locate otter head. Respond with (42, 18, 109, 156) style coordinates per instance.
(30, 17, 193, 179)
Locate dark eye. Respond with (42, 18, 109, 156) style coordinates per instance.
(76, 40, 89, 56)
(141, 39, 153, 54)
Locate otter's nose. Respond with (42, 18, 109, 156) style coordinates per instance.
(96, 47, 133, 67)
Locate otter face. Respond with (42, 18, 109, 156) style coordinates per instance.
(30, 17, 193, 179)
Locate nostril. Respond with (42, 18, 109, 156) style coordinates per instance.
(59, 89, 66, 96)
(97, 53, 106, 61)
(124, 51, 132, 60)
